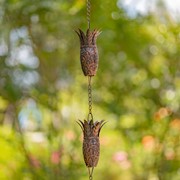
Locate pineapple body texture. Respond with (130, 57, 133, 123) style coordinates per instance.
(76, 29, 100, 76)
(83, 136, 100, 167)
(78, 120, 105, 167)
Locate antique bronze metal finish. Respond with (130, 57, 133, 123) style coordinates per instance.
(77, 120, 106, 167)
(75, 29, 101, 76)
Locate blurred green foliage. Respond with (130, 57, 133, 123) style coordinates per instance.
(0, 0, 180, 179)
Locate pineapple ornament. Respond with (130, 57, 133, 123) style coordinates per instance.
(76, 0, 106, 179)
(75, 28, 101, 76)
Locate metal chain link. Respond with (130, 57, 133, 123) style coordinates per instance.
(86, 0, 91, 29)
(87, 76, 93, 121)
(89, 174, 93, 180)
(88, 167, 94, 180)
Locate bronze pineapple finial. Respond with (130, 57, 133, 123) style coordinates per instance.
(76, 29, 101, 76)
(77, 119, 106, 168)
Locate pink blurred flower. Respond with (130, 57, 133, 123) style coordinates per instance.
(51, 151, 61, 165)
(113, 151, 131, 169)
(113, 151, 128, 162)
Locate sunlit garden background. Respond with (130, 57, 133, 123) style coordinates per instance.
(0, 0, 180, 179)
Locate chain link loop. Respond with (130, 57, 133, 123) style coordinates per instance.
(88, 167, 94, 180)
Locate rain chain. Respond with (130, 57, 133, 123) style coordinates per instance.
(76, 0, 106, 179)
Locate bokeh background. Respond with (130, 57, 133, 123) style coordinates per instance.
(0, 0, 180, 179)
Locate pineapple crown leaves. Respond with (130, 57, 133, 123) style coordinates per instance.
(75, 28, 101, 46)
(77, 119, 106, 137)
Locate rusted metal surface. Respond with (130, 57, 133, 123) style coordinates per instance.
(76, 29, 101, 76)
(77, 119, 106, 167)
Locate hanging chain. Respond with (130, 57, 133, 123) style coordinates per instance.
(87, 76, 93, 121)
(86, 0, 92, 121)
(86, 0, 91, 29)
(86, 2, 95, 180)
